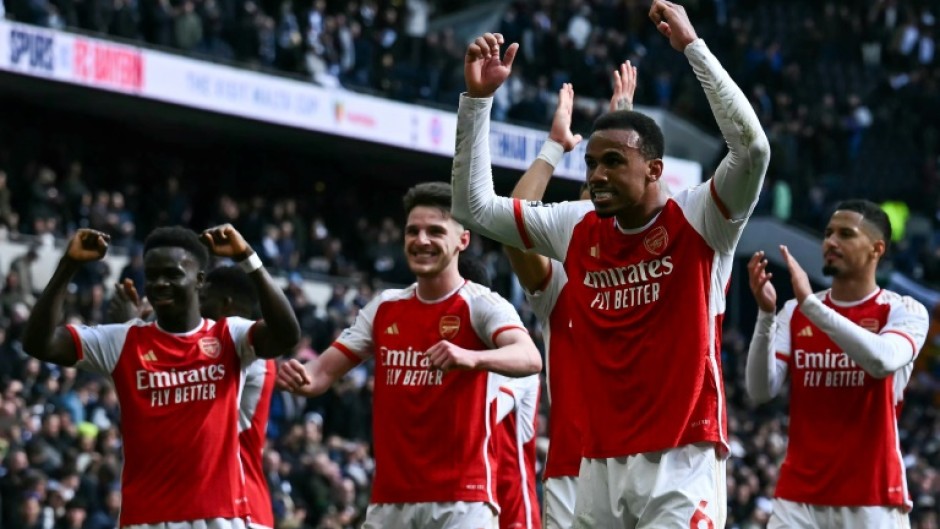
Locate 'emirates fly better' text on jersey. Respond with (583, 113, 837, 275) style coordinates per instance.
(333, 281, 526, 506)
(68, 318, 256, 526)
(510, 186, 742, 458)
(775, 289, 928, 508)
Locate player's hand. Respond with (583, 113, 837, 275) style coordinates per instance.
(426, 340, 478, 372)
(747, 251, 776, 313)
(107, 278, 147, 323)
(609, 60, 638, 112)
(779, 245, 812, 304)
(201, 224, 251, 258)
(465, 32, 518, 98)
(276, 359, 314, 395)
(65, 229, 110, 262)
(548, 83, 583, 152)
(649, 0, 699, 52)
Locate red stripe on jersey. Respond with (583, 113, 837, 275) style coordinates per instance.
(492, 325, 526, 344)
(533, 260, 554, 294)
(332, 342, 362, 364)
(709, 179, 732, 220)
(882, 329, 918, 358)
(513, 199, 534, 249)
(499, 386, 515, 398)
(65, 325, 83, 361)
(775, 352, 789, 362)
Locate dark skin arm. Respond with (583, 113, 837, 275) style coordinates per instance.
(22, 229, 111, 366)
(201, 224, 301, 358)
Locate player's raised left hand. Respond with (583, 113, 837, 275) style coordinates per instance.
(426, 340, 478, 372)
(201, 224, 251, 259)
(649, 0, 699, 52)
(549, 83, 583, 152)
(780, 245, 812, 304)
(609, 60, 638, 112)
(465, 32, 518, 98)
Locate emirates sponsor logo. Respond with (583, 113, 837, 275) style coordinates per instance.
(794, 349, 860, 369)
(582, 256, 674, 289)
(643, 226, 668, 255)
(199, 337, 221, 359)
(439, 316, 460, 340)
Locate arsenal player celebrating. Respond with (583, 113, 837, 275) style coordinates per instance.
(22, 225, 301, 528)
(746, 199, 928, 528)
(278, 182, 541, 529)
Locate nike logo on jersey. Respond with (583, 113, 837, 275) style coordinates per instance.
(797, 326, 814, 337)
(385, 323, 399, 335)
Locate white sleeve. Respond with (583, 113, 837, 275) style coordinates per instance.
(450, 95, 593, 261)
(678, 40, 770, 252)
(70, 322, 136, 376)
(333, 291, 385, 361)
(800, 293, 929, 378)
(745, 307, 790, 404)
(500, 374, 540, 442)
(239, 359, 270, 432)
(524, 261, 566, 322)
(468, 286, 528, 349)
(225, 317, 258, 362)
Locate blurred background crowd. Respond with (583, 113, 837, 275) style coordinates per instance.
(0, 0, 939, 528)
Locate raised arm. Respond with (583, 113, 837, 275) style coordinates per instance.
(781, 246, 928, 378)
(276, 347, 359, 397)
(504, 83, 583, 292)
(201, 224, 301, 358)
(744, 251, 788, 403)
(650, 0, 769, 220)
(23, 229, 111, 366)
(426, 328, 542, 377)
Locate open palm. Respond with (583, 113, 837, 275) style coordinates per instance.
(464, 33, 518, 98)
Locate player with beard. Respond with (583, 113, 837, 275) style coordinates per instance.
(746, 199, 927, 528)
(277, 182, 541, 529)
(22, 225, 300, 528)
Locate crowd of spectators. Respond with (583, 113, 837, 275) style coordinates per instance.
(0, 1, 939, 528)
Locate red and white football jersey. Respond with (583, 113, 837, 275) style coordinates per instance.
(68, 317, 256, 526)
(239, 358, 276, 529)
(495, 374, 541, 529)
(508, 184, 739, 458)
(334, 280, 527, 506)
(526, 260, 582, 480)
(774, 289, 928, 508)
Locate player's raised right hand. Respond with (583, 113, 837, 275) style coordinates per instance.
(465, 32, 518, 98)
(66, 229, 110, 262)
(747, 251, 776, 313)
(609, 60, 638, 112)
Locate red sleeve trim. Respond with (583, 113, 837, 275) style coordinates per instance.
(533, 260, 554, 293)
(492, 325, 527, 344)
(774, 352, 789, 362)
(882, 329, 919, 359)
(709, 179, 732, 220)
(512, 198, 535, 250)
(332, 341, 362, 364)
(65, 325, 83, 361)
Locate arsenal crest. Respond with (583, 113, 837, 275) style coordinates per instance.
(198, 337, 221, 358)
(858, 318, 880, 333)
(644, 226, 668, 256)
(439, 316, 461, 340)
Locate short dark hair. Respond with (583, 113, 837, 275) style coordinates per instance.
(833, 199, 892, 243)
(143, 226, 209, 270)
(402, 182, 452, 216)
(457, 253, 491, 288)
(205, 266, 257, 317)
(591, 110, 665, 161)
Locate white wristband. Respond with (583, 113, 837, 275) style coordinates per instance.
(536, 139, 565, 168)
(238, 252, 263, 274)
